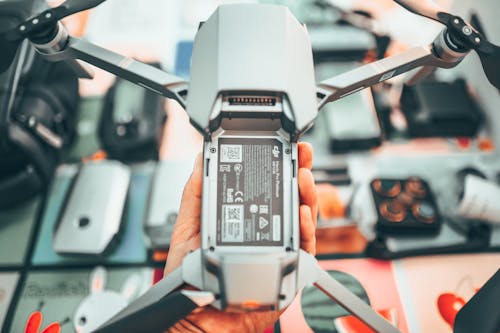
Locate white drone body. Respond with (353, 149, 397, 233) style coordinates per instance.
(190, 4, 317, 312)
(188, 4, 317, 135)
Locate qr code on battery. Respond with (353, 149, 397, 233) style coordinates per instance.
(222, 205, 244, 242)
(224, 205, 244, 222)
(220, 144, 242, 163)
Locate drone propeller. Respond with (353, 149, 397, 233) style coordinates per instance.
(0, 29, 22, 74)
(475, 41, 500, 90)
(50, 0, 107, 20)
(394, 0, 500, 89)
(0, 0, 106, 73)
(393, 0, 450, 24)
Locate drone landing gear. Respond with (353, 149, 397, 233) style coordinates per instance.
(94, 250, 401, 333)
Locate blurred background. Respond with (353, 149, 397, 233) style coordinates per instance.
(0, 0, 499, 332)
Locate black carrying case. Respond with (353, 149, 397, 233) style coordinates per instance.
(0, 0, 79, 208)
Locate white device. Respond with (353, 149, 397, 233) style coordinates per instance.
(144, 160, 193, 250)
(53, 161, 130, 255)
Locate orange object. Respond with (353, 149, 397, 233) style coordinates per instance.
(334, 308, 398, 333)
(25, 311, 61, 333)
(81, 150, 107, 163)
(241, 300, 261, 310)
(25, 311, 43, 333)
(372, 179, 401, 198)
(48, 0, 90, 37)
(404, 177, 426, 198)
(41, 323, 61, 333)
(477, 138, 495, 152)
(317, 183, 346, 219)
(63, 10, 90, 37)
(315, 226, 367, 254)
(363, 49, 378, 64)
(152, 250, 169, 263)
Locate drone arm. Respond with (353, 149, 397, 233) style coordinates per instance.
(297, 251, 401, 333)
(94, 290, 214, 333)
(34, 31, 188, 108)
(317, 41, 463, 109)
(314, 270, 401, 333)
(94, 266, 215, 333)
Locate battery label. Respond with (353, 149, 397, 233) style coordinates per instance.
(217, 138, 283, 246)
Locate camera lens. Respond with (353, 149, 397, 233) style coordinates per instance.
(373, 179, 401, 197)
(412, 202, 436, 224)
(380, 200, 406, 223)
(404, 177, 426, 198)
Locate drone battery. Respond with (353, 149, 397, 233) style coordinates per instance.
(199, 94, 299, 311)
(53, 161, 131, 256)
(144, 160, 192, 250)
(202, 132, 298, 312)
(323, 88, 382, 153)
(99, 63, 166, 162)
(400, 80, 482, 138)
(216, 137, 284, 246)
(309, 25, 376, 62)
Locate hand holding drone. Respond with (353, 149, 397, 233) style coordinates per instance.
(162, 142, 316, 332)
(1, 0, 498, 332)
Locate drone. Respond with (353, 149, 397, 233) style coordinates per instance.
(1, 0, 498, 332)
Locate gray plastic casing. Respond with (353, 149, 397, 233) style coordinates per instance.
(186, 4, 318, 136)
(53, 161, 130, 255)
(186, 4, 318, 311)
(144, 160, 193, 250)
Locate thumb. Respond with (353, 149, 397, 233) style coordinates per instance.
(170, 153, 203, 244)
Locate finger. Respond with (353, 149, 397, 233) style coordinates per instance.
(298, 142, 313, 170)
(170, 153, 203, 245)
(184, 318, 205, 333)
(184, 307, 233, 332)
(184, 307, 280, 333)
(177, 318, 204, 333)
(164, 233, 201, 276)
(299, 205, 316, 255)
(298, 168, 318, 228)
(167, 324, 183, 333)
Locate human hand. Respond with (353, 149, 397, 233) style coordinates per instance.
(164, 142, 317, 333)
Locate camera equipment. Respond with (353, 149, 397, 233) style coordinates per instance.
(99, 63, 166, 161)
(0, 0, 79, 209)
